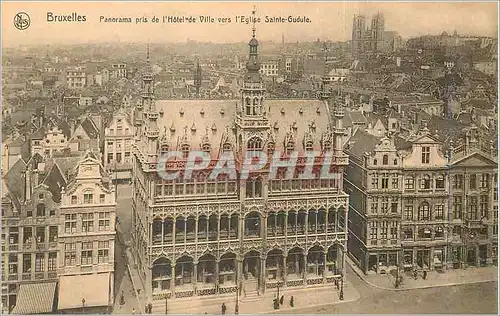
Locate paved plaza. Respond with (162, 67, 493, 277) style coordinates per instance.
(112, 186, 498, 315)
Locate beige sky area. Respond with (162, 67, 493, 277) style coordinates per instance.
(2, 1, 498, 47)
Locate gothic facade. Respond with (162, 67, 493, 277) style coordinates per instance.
(131, 28, 350, 303)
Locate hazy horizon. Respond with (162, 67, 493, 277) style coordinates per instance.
(2, 2, 498, 48)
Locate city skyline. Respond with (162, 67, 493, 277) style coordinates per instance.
(2, 1, 498, 47)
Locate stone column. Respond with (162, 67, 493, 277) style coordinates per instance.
(283, 255, 287, 286)
(303, 253, 307, 282)
(193, 262, 198, 294)
(322, 252, 327, 283)
(161, 219, 165, 244)
(260, 257, 266, 293)
(171, 263, 176, 297)
(215, 260, 220, 292)
(146, 265, 153, 303)
(184, 219, 187, 244)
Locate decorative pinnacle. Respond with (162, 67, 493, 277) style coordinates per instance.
(146, 41, 150, 65)
(252, 6, 256, 38)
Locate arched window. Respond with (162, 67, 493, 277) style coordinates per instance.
(373, 159, 378, 165)
(323, 140, 332, 152)
(267, 142, 275, 155)
(393, 159, 397, 165)
(418, 202, 430, 220)
(160, 144, 169, 155)
(245, 97, 251, 115)
(247, 137, 262, 152)
(305, 140, 314, 152)
(36, 203, 45, 217)
(286, 141, 295, 155)
(435, 175, 445, 189)
(421, 174, 431, 190)
(382, 155, 389, 165)
(181, 144, 190, 159)
(222, 143, 232, 152)
(202, 143, 211, 153)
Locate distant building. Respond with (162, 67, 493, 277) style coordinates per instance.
(65, 67, 86, 89)
(103, 107, 134, 182)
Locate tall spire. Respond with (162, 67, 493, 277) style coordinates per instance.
(147, 41, 150, 65)
(252, 6, 257, 38)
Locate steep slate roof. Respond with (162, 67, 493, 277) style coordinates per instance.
(4, 159, 27, 210)
(31, 127, 46, 140)
(80, 117, 99, 139)
(41, 162, 67, 203)
(156, 99, 330, 156)
(346, 128, 381, 158)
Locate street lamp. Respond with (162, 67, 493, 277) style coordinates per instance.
(339, 274, 344, 301)
(235, 281, 239, 315)
(82, 298, 85, 314)
(165, 295, 168, 314)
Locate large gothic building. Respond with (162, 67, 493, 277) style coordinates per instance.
(131, 26, 350, 304)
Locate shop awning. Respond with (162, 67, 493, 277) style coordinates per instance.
(11, 282, 57, 314)
(58, 273, 110, 310)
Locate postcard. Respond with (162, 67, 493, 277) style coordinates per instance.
(1, 1, 498, 315)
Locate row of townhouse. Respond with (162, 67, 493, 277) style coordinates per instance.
(1, 152, 116, 314)
(345, 125, 497, 276)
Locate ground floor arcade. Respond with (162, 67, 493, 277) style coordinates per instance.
(149, 244, 346, 300)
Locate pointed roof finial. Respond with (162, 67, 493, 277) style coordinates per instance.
(147, 41, 150, 64)
(251, 6, 257, 38)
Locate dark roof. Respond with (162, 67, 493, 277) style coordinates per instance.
(394, 135, 412, 150)
(80, 117, 99, 139)
(346, 128, 381, 158)
(4, 159, 27, 210)
(58, 120, 72, 139)
(41, 162, 66, 203)
(31, 127, 46, 140)
(427, 116, 468, 144)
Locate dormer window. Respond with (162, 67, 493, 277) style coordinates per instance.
(222, 143, 232, 152)
(323, 140, 332, 152)
(305, 140, 314, 152)
(181, 144, 190, 159)
(267, 142, 275, 155)
(202, 143, 211, 153)
(286, 141, 295, 155)
(160, 144, 169, 155)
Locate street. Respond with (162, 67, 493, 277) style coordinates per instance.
(278, 265, 498, 314)
(113, 185, 498, 315)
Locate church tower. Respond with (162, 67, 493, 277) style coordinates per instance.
(141, 44, 160, 162)
(321, 41, 331, 100)
(235, 6, 270, 161)
(194, 58, 202, 98)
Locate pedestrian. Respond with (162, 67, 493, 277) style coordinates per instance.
(280, 295, 284, 305)
(413, 269, 418, 280)
(221, 303, 226, 315)
(289, 296, 294, 307)
(132, 308, 136, 315)
(148, 302, 153, 313)
(423, 270, 427, 280)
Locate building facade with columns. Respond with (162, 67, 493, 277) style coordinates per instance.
(131, 27, 350, 304)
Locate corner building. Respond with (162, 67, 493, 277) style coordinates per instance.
(131, 29, 350, 302)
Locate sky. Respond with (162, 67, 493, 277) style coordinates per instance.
(2, 1, 498, 47)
